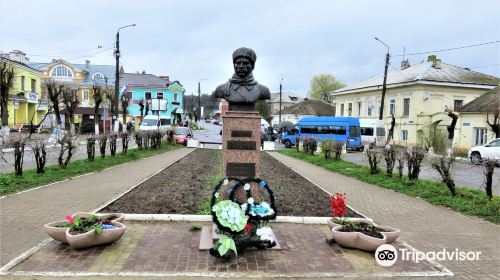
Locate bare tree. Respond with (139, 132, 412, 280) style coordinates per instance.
(104, 85, 117, 131)
(12, 136, 25, 176)
(405, 146, 425, 180)
(45, 80, 64, 129)
(121, 92, 130, 130)
(395, 147, 405, 179)
(138, 100, 145, 126)
(430, 108, 459, 196)
(92, 84, 105, 135)
(62, 87, 80, 134)
(28, 101, 53, 139)
(385, 114, 396, 146)
(383, 145, 396, 176)
(31, 139, 47, 174)
(366, 146, 381, 174)
(87, 135, 96, 161)
(120, 131, 130, 155)
(98, 134, 107, 158)
(0, 59, 15, 141)
(482, 158, 496, 200)
(486, 106, 499, 138)
(57, 133, 77, 169)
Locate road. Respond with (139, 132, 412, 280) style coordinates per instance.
(195, 122, 499, 195)
(3, 123, 498, 196)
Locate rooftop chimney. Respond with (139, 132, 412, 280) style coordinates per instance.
(85, 60, 90, 68)
(427, 55, 441, 69)
(159, 76, 170, 83)
(9, 50, 29, 64)
(52, 59, 57, 63)
(401, 59, 410, 70)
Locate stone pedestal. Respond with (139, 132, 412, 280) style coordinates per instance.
(222, 111, 261, 178)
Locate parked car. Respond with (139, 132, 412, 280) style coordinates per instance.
(174, 127, 193, 145)
(138, 115, 171, 132)
(205, 118, 211, 123)
(468, 138, 500, 164)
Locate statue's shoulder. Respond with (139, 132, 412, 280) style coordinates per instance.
(213, 82, 229, 98)
(258, 84, 271, 100)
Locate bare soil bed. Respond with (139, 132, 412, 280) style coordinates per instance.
(103, 149, 361, 217)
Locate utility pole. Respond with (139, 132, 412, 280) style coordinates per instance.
(114, 24, 136, 131)
(375, 37, 390, 120)
(279, 78, 283, 123)
(198, 81, 201, 122)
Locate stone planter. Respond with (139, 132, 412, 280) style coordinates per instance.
(44, 213, 125, 243)
(66, 221, 126, 249)
(44, 220, 70, 243)
(332, 225, 386, 252)
(329, 219, 401, 251)
(327, 218, 373, 231)
(72, 212, 125, 223)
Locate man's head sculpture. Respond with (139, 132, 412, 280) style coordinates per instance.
(212, 47, 270, 111)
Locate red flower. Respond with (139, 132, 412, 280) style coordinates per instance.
(328, 193, 346, 218)
(243, 223, 253, 233)
(66, 215, 75, 223)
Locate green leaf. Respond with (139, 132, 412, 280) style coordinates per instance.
(217, 234, 237, 257)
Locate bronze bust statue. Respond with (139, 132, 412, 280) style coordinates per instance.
(213, 47, 271, 111)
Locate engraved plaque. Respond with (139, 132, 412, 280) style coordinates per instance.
(231, 130, 252, 137)
(226, 163, 256, 177)
(227, 140, 256, 150)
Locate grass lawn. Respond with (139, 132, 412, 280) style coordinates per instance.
(278, 149, 500, 224)
(0, 143, 179, 196)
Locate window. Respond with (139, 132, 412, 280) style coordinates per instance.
(174, 93, 178, 102)
(473, 128, 487, 146)
(21, 76, 25, 91)
(361, 127, 374, 136)
(358, 102, 362, 116)
(377, 101, 381, 117)
(401, 130, 408, 141)
(290, 96, 298, 101)
(145, 92, 152, 100)
(92, 72, 104, 80)
(160, 118, 170, 125)
(488, 140, 500, 147)
(389, 99, 395, 116)
(403, 98, 410, 116)
(454, 100, 463, 111)
(367, 105, 372, 116)
(340, 104, 344, 116)
(83, 90, 89, 101)
(301, 126, 318, 134)
(349, 126, 360, 137)
(31, 79, 36, 92)
(348, 103, 352, 116)
(157, 92, 163, 99)
(51, 65, 73, 77)
(376, 127, 386, 136)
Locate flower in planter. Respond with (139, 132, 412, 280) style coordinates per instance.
(243, 183, 251, 191)
(214, 192, 219, 199)
(329, 192, 346, 219)
(66, 216, 75, 224)
(240, 203, 248, 211)
(223, 179, 229, 186)
(259, 181, 266, 188)
(213, 200, 248, 232)
(247, 197, 254, 204)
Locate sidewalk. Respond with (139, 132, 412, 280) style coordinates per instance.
(0, 148, 192, 268)
(268, 152, 499, 280)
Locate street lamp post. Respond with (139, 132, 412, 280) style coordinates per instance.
(374, 37, 390, 121)
(198, 79, 207, 122)
(114, 24, 136, 131)
(279, 78, 283, 123)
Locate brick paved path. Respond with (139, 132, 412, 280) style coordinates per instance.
(0, 148, 192, 268)
(268, 152, 500, 280)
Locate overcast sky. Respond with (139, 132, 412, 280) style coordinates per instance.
(1, 0, 499, 96)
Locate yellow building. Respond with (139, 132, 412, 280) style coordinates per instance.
(1, 50, 48, 127)
(331, 55, 499, 149)
(30, 58, 115, 108)
(458, 86, 499, 148)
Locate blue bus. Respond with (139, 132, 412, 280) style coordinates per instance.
(281, 117, 362, 150)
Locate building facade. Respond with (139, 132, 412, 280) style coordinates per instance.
(268, 92, 303, 115)
(331, 56, 499, 148)
(458, 86, 499, 148)
(276, 98, 336, 125)
(1, 50, 48, 127)
(30, 58, 114, 108)
(120, 73, 184, 125)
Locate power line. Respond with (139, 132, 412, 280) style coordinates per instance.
(393, 40, 500, 57)
(66, 47, 114, 62)
(28, 43, 114, 57)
